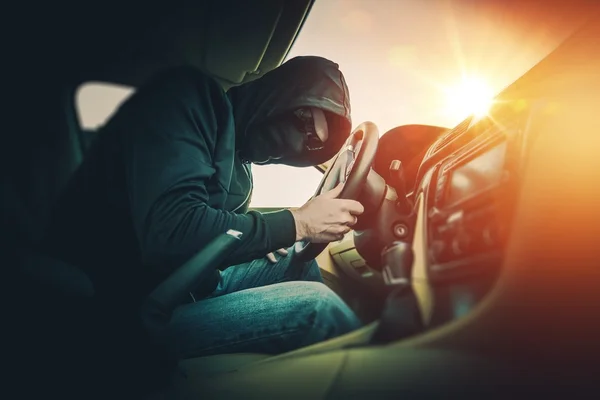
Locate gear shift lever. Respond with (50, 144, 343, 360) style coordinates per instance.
(382, 241, 414, 287)
(371, 241, 422, 344)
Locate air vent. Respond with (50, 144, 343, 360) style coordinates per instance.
(430, 116, 474, 155)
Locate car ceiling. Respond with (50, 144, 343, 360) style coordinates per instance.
(15, 0, 314, 88)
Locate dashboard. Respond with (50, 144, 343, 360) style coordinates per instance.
(329, 99, 533, 327)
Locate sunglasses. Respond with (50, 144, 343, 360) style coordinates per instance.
(293, 108, 325, 151)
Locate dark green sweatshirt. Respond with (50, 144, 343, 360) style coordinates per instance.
(43, 56, 351, 310)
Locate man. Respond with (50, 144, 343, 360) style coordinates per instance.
(44, 56, 363, 359)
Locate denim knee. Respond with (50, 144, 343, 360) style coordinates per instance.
(293, 282, 362, 342)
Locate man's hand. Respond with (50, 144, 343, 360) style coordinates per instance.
(290, 183, 364, 243)
(266, 248, 289, 263)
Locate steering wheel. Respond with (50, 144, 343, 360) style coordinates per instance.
(295, 121, 379, 261)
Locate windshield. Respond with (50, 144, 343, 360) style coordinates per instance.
(249, 0, 587, 208)
(78, 1, 587, 210)
(287, 0, 585, 134)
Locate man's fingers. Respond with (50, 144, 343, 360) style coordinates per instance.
(266, 252, 277, 263)
(267, 249, 287, 263)
(330, 225, 351, 235)
(339, 199, 364, 215)
(328, 232, 346, 242)
(345, 215, 358, 226)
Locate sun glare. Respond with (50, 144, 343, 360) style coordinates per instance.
(444, 76, 494, 120)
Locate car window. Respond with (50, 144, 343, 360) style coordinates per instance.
(250, 165, 321, 208)
(76, 83, 134, 130)
(76, 82, 322, 208)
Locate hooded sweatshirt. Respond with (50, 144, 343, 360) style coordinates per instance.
(43, 56, 351, 310)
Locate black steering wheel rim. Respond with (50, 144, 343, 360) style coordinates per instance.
(294, 121, 379, 261)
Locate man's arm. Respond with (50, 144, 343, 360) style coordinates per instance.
(118, 68, 296, 277)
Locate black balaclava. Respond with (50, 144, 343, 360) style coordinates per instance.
(227, 56, 352, 167)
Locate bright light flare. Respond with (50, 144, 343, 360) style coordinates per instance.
(444, 77, 494, 120)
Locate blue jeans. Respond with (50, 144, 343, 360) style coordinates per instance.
(166, 246, 362, 359)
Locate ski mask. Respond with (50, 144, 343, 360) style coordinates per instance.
(227, 56, 352, 167)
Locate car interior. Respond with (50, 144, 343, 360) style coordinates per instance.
(5, 0, 600, 398)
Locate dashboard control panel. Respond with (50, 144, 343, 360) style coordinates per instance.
(422, 106, 529, 282)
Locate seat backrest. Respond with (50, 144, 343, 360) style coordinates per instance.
(3, 81, 173, 397)
(80, 128, 99, 152)
(1, 77, 91, 289)
(2, 80, 84, 243)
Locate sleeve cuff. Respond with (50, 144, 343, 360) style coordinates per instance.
(261, 209, 297, 250)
